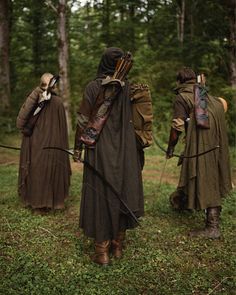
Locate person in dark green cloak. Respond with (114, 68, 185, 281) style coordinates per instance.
(74, 48, 144, 265)
(166, 67, 232, 239)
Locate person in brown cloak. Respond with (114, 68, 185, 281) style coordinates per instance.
(166, 67, 232, 239)
(74, 47, 144, 266)
(16, 73, 71, 212)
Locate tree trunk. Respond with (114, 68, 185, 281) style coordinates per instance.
(146, 0, 152, 47)
(58, 0, 71, 132)
(102, 0, 111, 47)
(0, 0, 10, 111)
(176, 0, 185, 44)
(189, 0, 196, 40)
(32, 0, 44, 77)
(227, 0, 236, 89)
(128, 1, 136, 52)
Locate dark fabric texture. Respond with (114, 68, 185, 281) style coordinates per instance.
(17, 90, 71, 209)
(97, 47, 124, 77)
(170, 81, 232, 210)
(77, 49, 144, 242)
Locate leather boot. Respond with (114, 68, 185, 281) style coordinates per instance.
(189, 207, 221, 239)
(92, 240, 110, 266)
(111, 231, 126, 259)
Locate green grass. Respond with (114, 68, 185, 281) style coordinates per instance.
(0, 149, 235, 295)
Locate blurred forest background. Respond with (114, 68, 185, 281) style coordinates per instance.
(0, 0, 235, 145)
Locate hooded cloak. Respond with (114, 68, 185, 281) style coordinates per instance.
(77, 48, 144, 242)
(170, 81, 232, 210)
(17, 88, 71, 209)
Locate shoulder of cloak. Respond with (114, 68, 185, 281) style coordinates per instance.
(16, 86, 43, 129)
(84, 79, 102, 105)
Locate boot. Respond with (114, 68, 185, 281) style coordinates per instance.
(92, 240, 110, 266)
(189, 207, 221, 239)
(111, 231, 126, 259)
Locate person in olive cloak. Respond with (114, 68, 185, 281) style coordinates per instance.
(74, 48, 144, 266)
(16, 73, 71, 212)
(166, 67, 232, 239)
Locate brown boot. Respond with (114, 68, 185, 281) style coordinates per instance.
(189, 207, 221, 239)
(111, 231, 126, 259)
(92, 240, 110, 266)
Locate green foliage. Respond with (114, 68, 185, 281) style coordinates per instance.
(3, 0, 236, 143)
(10, 0, 58, 113)
(220, 88, 236, 146)
(0, 150, 235, 295)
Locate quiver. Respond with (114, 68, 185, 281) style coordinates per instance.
(79, 80, 122, 147)
(79, 52, 133, 147)
(194, 84, 210, 129)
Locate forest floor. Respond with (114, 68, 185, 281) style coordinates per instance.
(0, 136, 235, 295)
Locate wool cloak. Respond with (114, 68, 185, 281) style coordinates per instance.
(17, 87, 71, 209)
(171, 82, 232, 210)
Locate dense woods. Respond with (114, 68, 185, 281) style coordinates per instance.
(0, 2, 235, 294)
(0, 0, 235, 144)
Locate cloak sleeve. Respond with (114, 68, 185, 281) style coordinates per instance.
(74, 80, 100, 150)
(171, 95, 190, 132)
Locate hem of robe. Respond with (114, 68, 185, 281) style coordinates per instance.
(80, 223, 139, 243)
(79, 212, 143, 242)
(23, 204, 65, 210)
(172, 187, 230, 210)
(22, 199, 67, 210)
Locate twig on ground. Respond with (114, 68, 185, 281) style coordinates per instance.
(206, 277, 231, 295)
(38, 226, 58, 239)
(4, 217, 16, 241)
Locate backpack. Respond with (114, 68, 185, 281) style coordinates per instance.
(130, 83, 153, 148)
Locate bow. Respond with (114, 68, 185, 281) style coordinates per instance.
(0, 143, 140, 225)
(43, 146, 140, 226)
(153, 136, 220, 159)
(0, 144, 21, 151)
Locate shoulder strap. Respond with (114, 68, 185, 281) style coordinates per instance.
(79, 81, 122, 146)
(22, 95, 50, 136)
(79, 52, 133, 147)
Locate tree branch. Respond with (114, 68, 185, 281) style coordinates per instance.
(44, 0, 58, 14)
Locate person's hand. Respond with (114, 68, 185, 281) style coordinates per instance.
(166, 127, 181, 159)
(73, 149, 82, 162)
(166, 147, 174, 159)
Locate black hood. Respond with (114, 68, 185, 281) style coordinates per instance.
(97, 47, 124, 77)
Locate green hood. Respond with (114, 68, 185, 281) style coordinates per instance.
(174, 80, 195, 95)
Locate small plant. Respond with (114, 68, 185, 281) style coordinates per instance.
(0, 149, 235, 295)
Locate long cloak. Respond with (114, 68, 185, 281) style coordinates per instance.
(171, 82, 232, 210)
(17, 89, 71, 209)
(78, 79, 144, 242)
